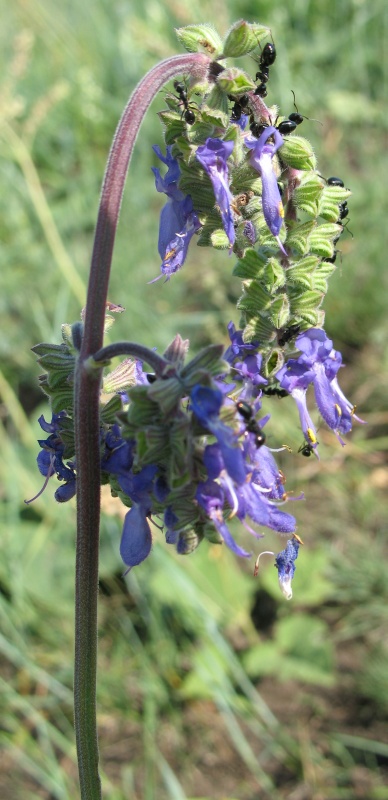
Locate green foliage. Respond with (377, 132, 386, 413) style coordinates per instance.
(243, 613, 335, 686)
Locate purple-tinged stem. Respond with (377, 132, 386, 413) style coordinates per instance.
(82, 53, 211, 358)
(74, 52, 212, 800)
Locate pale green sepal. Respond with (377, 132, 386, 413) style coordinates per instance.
(168, 417, 192, 488)
(84, 354, 110, 371)
(318, 186, 352, 222)
(50, 390, 75, 414)
(294, 308, 321, 327)
(159, 113, 187, 144)
(136, 427, 169, 465)
(259, 227, 288, 253)
(201, 104, 230, 128)
(230, 160, 262, 193)
(264, 349, 285, 376)
(289, 289, 323, 310)
(268, 295, 291, 329)
(170, 135, 195, 162)
(61, 323, 73, 347)
(163, 334, 190, 369)
(46, 370, 73, 391)
(201, 84, 230, 126)
(175, 24, 223, 55)
(309, 223, 342, 257)
(180, 344, 227, 381)
(100, 395, 123, 424)
(166, 489, 199, 529)
(126, 387, 159, 421)
(286, 256, 321, 290)
(279, 135, 316, 170)
(248, 23, 274, 47)
(147, 377, 184, 415)
(293, 174, 324, 216)
(311, 275, 329, 294)
(196, 226, 213, 247)
(177, 530, 202, 554)
(264, 257, 287, 291)
(216, 67, 256, 95)
(103, 358, 138, 394)
(32, 342, 72, 357)
(203, 526, 223, 545)
(316, 309, 326, 328)
(38, 352, 75, 372)
(233, 248, 268, 279)
(285, 220, 316, 255)
(104, 315, 117, 335)
(242, 317, 275, 343)
(210, 228, 230, 249)
(237, 281, 272, 314)
(185, 122, 218, 144)
(222, 20, 270, 58)
(316, 261, 337, 279)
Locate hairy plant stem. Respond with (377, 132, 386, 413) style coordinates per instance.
(92, 342, 173, 376)
(73, 51, 212, 799)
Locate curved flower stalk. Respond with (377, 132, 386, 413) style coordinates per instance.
(28, 18, 364, 800)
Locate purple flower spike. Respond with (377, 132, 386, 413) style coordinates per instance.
(196, 138, 236, 248)
(275, 538, 300, 600)
(245, 126, 287, 254)
(151, 145, 201, 281)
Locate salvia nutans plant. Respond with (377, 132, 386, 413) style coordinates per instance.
(25, 21, 364, 798)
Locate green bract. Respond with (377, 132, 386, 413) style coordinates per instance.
(222, 21, 271, 58)
(175, 24, 223, 56)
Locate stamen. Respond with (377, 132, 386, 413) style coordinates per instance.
(254, 550, 275, 577)
(24, 455, 56, 505)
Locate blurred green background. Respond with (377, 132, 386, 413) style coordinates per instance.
(1, 1, 388, 798)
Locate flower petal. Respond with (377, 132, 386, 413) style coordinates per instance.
(120, 505, 152, 567)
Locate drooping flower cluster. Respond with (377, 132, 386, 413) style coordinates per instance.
(30, 325, 306, 596)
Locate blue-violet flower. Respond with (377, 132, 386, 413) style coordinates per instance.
(245, 126, 287, 254)
(276, 328, 365, 447)
(196, 138, 236, 248)
(151, 145, 200, 280)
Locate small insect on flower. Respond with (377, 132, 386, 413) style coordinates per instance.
(298, 427, 319, 457)
(298, 441, 315, 457)
(276, 90, 323, 136)
(173, 80, 196, 125)
(236, 400, 266, 448)
(277, 323, 301, 347)
(262, 385, 289, 399)
(254, 38, 277, 97)
(229, 93, 249, 122)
